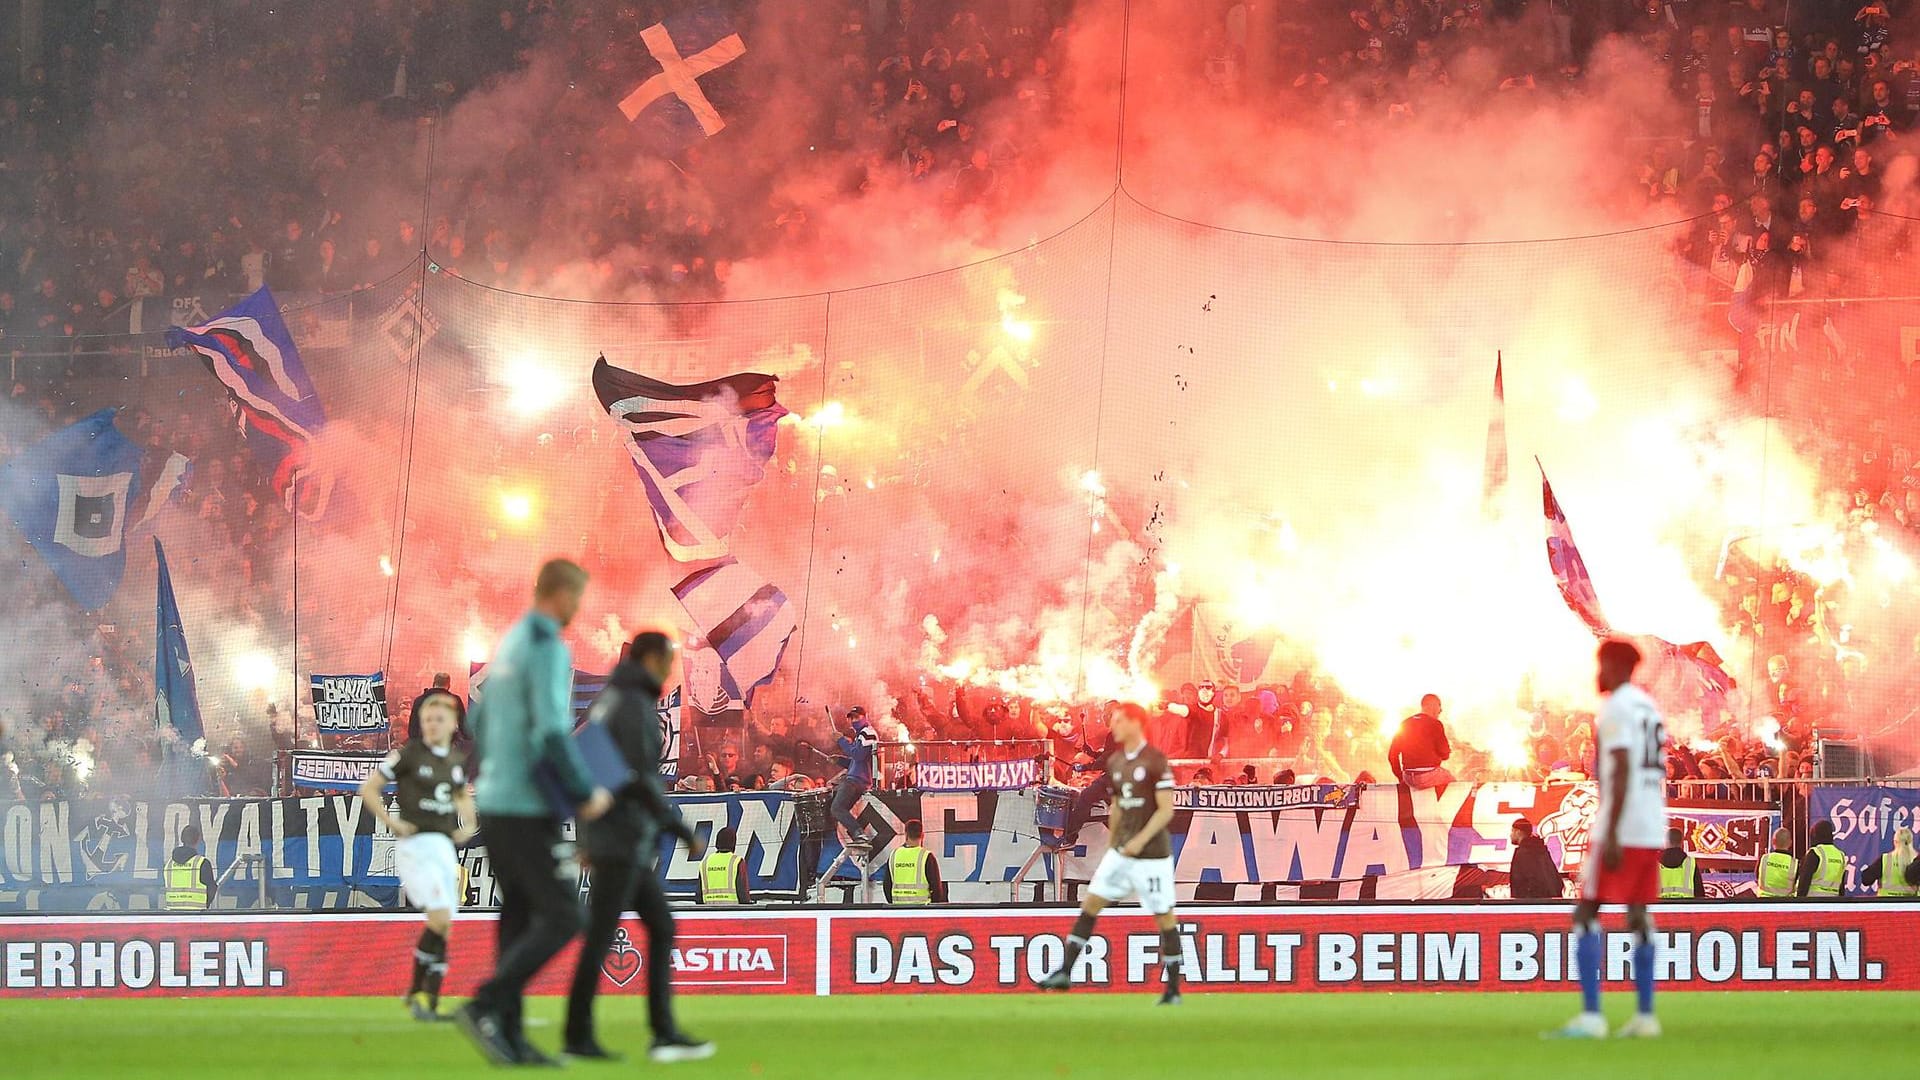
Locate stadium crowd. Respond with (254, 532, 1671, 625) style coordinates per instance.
(4, 0, 1920, 804)
(0, 0, 1072, 338)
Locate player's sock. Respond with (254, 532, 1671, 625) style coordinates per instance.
(1575, 923, 1603, 1015)
(1159, 927, 1183, 990)
(1632, 935, 1656, 1016)
(414, 928, 446, 1006)
(1061, 911, 1098, 971)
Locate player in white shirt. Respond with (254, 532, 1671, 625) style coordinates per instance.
(1549, 639, 1667, 1040)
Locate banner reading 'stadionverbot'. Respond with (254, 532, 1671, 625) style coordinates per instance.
(308, 673, 389, 739)
(1808, 785, 1920, 896)
(3, 905, 1915, 998)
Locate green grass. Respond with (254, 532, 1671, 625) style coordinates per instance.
(6, 992, 1917, 1079)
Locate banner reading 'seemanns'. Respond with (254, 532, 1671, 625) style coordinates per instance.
(5, 905, 1916, 998)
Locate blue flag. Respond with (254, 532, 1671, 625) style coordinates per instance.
(154, 537, 204, 745)
(468, 662, 608, 728)
(0, 409, 144, 610)
(591, 359, 787, 562)
(166, 287, 332, 517)
(671, 558, 795, 708)
(614, 8, 747, 155)
(1537, 461, 1611, 637)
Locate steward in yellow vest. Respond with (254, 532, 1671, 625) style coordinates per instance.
(698, 826, 749, 904)
(1756, 827, 1796, 897)
(163, 825, 215, 910)
(1658, 828, 1699, 899)
(1797, 821, 1847, 898)
(1860, 827, 1917, 898)
(885, 820, 944, 905)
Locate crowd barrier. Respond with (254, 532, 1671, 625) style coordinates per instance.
(13, 779, 1893, 912)
(4, 903, 1917, 997)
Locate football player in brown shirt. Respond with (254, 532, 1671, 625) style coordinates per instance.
(359, 689, 476, 1020)
(1039, 701, 1184, 1004)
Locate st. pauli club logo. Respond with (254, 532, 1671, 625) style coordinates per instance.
(602, 927, 643, 987)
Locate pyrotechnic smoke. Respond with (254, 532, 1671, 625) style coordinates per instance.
(11, 0, 1917, 781)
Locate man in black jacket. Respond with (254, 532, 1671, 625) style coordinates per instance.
(1509, 818, 1566, 899)
(1388, 694, 1454, 789)
(564, 632, 715, 1064)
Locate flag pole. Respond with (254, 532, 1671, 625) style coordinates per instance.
(292, 484, 301, 762)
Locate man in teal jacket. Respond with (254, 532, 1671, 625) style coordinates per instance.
(457, 558, 612, 1067)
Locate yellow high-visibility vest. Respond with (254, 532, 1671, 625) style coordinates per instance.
(1756, 851, 1797, 897)
(1877, 851, 1916, 897)
(891, 845, 932, 905)
(1658, 855, 1696, 899)
(700, 851, 741, 903)
(1808, 844, 1846, 897)
(164, 855, 210, 910)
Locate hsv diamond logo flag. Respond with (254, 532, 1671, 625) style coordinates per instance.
(617, 8, 747, 154)
(166, 287, 331, 517)
(0, 409, 145, 610)
(1536, 460, 1611, 637)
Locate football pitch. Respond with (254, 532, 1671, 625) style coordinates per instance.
(8, 992, 1917, 1079)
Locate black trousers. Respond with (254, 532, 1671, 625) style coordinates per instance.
(830, 776, 869, 834)
(471, 814, 583, 1039)
(1062, 774, 1109, 842)
(566, 854, 677, 1042)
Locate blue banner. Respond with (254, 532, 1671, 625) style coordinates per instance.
(650, 790, 799, 898)
(1808, 785, 1920, 896)
(309, 673, 389, 736)
(0, 791, 803, 911)
(288, 750, 390, 792)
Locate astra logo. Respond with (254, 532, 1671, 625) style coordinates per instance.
(600, 932, 790, 987)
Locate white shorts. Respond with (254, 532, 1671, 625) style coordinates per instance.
(1087, 850, 1176, 915)
(395, 832, 461, 913)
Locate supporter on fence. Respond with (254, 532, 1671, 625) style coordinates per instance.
(1389, 694, 1455, 790)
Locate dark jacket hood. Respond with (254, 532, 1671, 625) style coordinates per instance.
(1660, 846, 1690, 868)
(609, 657, 664, 697)
(410, 687, 467, 728)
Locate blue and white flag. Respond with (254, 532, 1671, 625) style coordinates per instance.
(658, 686, 682, 779)
(1537, 461, 1611, 637)
(154, 537, 204, 745)
(672, 557, 796, 707)
(166, 287, 331, 517)
(0, 409, 145, 610)
(468, 662, 608, 729)
(592, 357, 795, 706)
(616, 8, 747, 154)
(591, 358, 787, 562)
